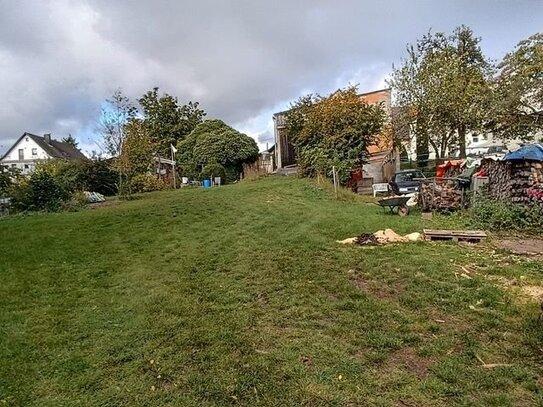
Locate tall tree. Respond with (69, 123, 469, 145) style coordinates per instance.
(389, 26, 493, 159)
(491, 32, 543, 141)
(139, 87, 206, 156)
(62, 134, 79, 148)
(97, 89, 138, 157)
(285, 86, 385, 182)
(114, 119, 155, 197)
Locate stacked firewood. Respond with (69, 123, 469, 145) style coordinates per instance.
(479, 159, 511, 200)
(420, 179, 463, 211)
(510, 161, 543, 205)
(481, 160, 543, 205)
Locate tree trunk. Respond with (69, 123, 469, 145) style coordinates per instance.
(440, 134, 448, 158)
(458, 124, 467, 158)
(415, 117, 430, 167)
(429, 139, 440, 160)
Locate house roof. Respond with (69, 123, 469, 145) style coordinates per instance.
(0, 132, 86, 161)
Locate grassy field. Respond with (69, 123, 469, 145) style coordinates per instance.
(1, 176, 543, 406)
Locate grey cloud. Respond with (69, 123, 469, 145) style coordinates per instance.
(0, 0, 542, 151)
(256, 130, 274, 145)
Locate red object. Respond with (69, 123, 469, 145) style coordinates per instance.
(348, 168, 364, 190)
(436, 160, 466, 178)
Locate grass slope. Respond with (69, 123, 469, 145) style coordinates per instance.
(1, 177, 542, 406)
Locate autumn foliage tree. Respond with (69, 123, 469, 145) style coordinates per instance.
(98, 89, 138, 157)
(285, 86, 385, 183)
(114, 119, 155, 197)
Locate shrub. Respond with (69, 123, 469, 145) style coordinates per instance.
(62, 191, 89, 212)
(7, 179, 32, 212)
(469, 195, 543, 230)
(34, 160, 84, 193)
(130, 174, 167, 193)
(0, 167, 21, 196)
(20, 171, 70, 212)
(79, 159, 119, 196)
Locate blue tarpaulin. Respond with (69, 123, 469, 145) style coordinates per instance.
(504, 144, 543, 161)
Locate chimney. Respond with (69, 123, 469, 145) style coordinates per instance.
(44, 134, 51, 144)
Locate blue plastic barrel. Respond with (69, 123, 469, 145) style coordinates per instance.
(203, 179, 211, 188)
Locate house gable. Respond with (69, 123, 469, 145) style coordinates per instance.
(0, 133, 51, 163)
(1, 132, 86, 174)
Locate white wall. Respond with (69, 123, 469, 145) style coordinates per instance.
(404, 131, 533, 162)
(0, 136, 50, 174)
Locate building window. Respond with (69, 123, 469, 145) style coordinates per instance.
(18, 149, 24, 160)
(32, 148, 37, 156)
(24, 164, 29, 169)
(11, 164, 16, 168)
(472, 136, 479, 143)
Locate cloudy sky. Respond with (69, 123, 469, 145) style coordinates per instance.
(0, 0, 542, 155)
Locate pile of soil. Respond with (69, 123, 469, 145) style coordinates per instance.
(354, 233, 379, 245)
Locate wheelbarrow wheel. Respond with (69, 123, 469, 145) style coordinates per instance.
(398, 205, 409, 217)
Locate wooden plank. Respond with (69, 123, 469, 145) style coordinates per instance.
(423, 229, 487, 242)
(424, 229, 486, 237)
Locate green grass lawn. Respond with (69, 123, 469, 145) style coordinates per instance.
(1, 176, 543, 406)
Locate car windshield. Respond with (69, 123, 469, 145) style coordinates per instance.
(395, 171, 423, 182)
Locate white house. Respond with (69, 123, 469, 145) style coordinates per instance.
(403, 131, 530, 162)
(0, 133, 86, 174)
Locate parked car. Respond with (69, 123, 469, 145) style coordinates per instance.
(389, 169, 425, 195)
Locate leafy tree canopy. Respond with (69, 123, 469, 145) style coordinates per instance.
(139, 87, 206, 156)
(389, 26, 493, 158)
(285, 85, 385, 182)
(177, 119, 259, 182)
(492, 32, 543, 141)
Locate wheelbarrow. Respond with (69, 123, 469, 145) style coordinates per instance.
(377, 196, 411, 216)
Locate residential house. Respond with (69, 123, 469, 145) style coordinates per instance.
(0, 133, 86, 174)
(258, 145, 275, 174)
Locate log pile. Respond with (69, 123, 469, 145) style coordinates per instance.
(420, 179, 463, 212)
(479, 159, 511, 200)
(481, 159, 543, 206)
(510, 161, 543, 205)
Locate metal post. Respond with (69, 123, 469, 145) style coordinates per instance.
(332, 166, 338, 199)
(171, 149, 176, 189)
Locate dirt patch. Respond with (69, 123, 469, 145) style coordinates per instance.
(88, 200, 121, 209)
(396, 401, 420, 407)
(521, 286, 543, 302)
(456, 264, 543, 303)
(352, 275, 405, 301)
(498, 239, 543, 257)
(384, 347, 432, 379)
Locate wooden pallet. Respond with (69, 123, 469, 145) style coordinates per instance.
(423, 229, 487, 243)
